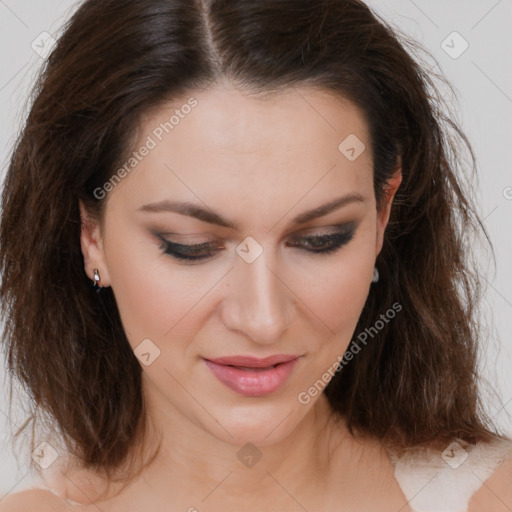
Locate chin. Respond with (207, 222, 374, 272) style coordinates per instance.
(201, 401, 303, 447)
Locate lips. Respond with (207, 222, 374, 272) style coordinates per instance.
(205, 354, 300, 368)
(203, 354, 300, 397)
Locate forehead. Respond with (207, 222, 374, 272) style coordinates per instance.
(140, 84, 370, 156)
(108, 84, 373, 227)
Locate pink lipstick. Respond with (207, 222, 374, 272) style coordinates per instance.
(203, 354, 300, 397)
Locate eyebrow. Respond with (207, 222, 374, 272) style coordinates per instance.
(138, 192, 366, 230)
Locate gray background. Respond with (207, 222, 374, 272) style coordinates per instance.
(0, 0, 511, 497)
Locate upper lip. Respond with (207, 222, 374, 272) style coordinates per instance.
(204, 354, 300, 368)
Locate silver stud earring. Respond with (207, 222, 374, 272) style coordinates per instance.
(371, 266, 379, 283)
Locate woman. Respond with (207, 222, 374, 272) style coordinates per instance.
(0, 0, 511, 510)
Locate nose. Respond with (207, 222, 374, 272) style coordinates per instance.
(220, 245, 295, 344)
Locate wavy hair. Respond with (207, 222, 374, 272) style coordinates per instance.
(0, 0, 507, 490)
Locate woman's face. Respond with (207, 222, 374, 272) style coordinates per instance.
(80, 83, 401, 446)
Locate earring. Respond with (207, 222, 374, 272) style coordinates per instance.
(93, 268, 102, 289)
(371, 266, 379, 283)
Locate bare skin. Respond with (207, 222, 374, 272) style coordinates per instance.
(34, 398, 412, 511)
(2, 82, 511, 511)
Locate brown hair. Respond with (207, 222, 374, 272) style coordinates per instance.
(1, 0, 508, 492)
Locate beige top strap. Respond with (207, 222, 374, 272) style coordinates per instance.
(387, 437, 512, 512)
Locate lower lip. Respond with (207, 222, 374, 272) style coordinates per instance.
(203, 358, 299, 397)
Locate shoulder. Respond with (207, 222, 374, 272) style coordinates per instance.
(469, 441, 512, 512)
(0, 488, 70, 512)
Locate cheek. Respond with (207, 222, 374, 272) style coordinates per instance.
(295, 237, 375, 336)
(104, 228, 209, 348)
(291, 238, 376, 388)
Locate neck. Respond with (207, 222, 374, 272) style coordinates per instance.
(131, 390, 350, 509)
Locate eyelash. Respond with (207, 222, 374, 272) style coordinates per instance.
(156, 227, 356, 262)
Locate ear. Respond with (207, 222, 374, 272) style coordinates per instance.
(375, 161, 402, 256)
(79, 200, 111, 287)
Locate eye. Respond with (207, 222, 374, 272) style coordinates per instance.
(156, 224, 356, 263)
(156, 236, 219, 262)
(287, 228, 355, 255)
